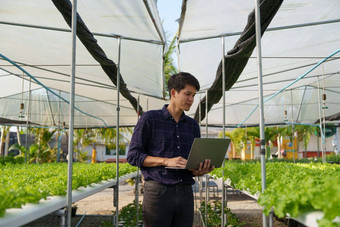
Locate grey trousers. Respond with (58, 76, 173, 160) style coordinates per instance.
(143, 180, 194, 227)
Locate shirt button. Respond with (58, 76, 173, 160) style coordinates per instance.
(176, 125, 178, 127)
(177, 135, 179, 138)
(177, 146, 180, 149)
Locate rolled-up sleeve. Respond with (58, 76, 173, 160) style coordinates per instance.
(127, 115, 149, 168)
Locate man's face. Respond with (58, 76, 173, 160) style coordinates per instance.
(170, 84, 197, 111)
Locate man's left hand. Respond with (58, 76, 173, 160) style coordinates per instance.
(189, 159, 214, 176)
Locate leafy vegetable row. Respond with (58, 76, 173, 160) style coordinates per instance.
(0, 163, 137, 217)
(211, 162, 340, 227)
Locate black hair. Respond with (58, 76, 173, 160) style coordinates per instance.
(167, 72, 200, 97)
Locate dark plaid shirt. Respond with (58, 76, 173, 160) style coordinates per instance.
(127, 105, 200, 185)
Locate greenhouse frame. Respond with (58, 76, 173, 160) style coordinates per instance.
(1, 0, 339, 226)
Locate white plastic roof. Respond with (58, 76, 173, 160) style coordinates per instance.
(179, 0, 340, 127)
(1, 0, 339, 128)
(0, 0, 167, 128)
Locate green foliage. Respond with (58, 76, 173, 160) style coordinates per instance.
(199, 200, 244, 227)
(9, 143, 26, 154)
(126, 178, 135, 186)
(219, 125, 319, 159)
(100, 200, 142, 227)
(211, 162, 340, 226)
(294, 125, 318, 151)
(0, 162, 137, 217)
(163, 34, 178, 98)
(73, 129, 96, 162)
(99, 128, 132, 152)
(27, 128, 57, 163)
(0, 155, 24, 165)
(113, 200, 143, 227)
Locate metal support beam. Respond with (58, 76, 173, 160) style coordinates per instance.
(221, 35, 227, 227)
(254, 0, 267, 226)
(291, 90, 295, 163)
(115, 37, 122, 227)
(317, 76, 324, 158)
(135, 95, 140, 227)
(66, 0, 77, 226)
(204, 90, 208, 227)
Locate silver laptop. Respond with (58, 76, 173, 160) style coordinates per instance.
(166, 138, 230, 170)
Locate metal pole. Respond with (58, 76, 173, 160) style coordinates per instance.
(198, 94, 203, 210)
(66, 0, 77, 226)
(317, 76, 324, 158)
(254, 0, 268, 226)
(135, 95, 140, 227)
(205, 90, 208, 227)
(176, 37, 181, 72)
(221, 35, 227, 227)
(178, 19, 340, 44)
(0, 21, 162, 45)
(291, 90, 295, 163)
(57, 90, 62, 162)
(161, 43, 166, 99)
(321, 68, 326, 163)
(25, 77, 32, 164)
(115, 37, 122, 227)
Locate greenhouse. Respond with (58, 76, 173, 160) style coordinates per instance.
(0, 0, 339, 226)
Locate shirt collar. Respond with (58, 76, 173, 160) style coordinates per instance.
(162, 104, 186, 122)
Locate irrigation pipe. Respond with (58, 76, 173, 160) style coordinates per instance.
(0, 53, 108, 127)
(237, 48, 340, 128)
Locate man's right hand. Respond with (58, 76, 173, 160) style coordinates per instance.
(164, 156, 187, 168)
(142, 155, 187, 168)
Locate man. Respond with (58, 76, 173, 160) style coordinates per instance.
(127, 72, 214, 227)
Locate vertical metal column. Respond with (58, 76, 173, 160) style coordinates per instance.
(198, 95, 203, 210)
(135, 95, 140, 227)
(321, 69, 326, 163)
(291, 90, 295, 163)
(161, 43, 166, 99)
(205, 90, 208, 227)
(254, 0, 267, 226)
(66, 0, 77, 226)
(115, 37, 122, 227)
(57, 90, 62, 163)
(221, 35, 227, 227)
(317, 76, 324, 159)
(25, 77, 32, 164)
(176, 38, 181, 72)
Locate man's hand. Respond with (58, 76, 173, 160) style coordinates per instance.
(142, 156, 187, 168)
(164, 156, 187, 168)
(189, 159, 214, 176)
